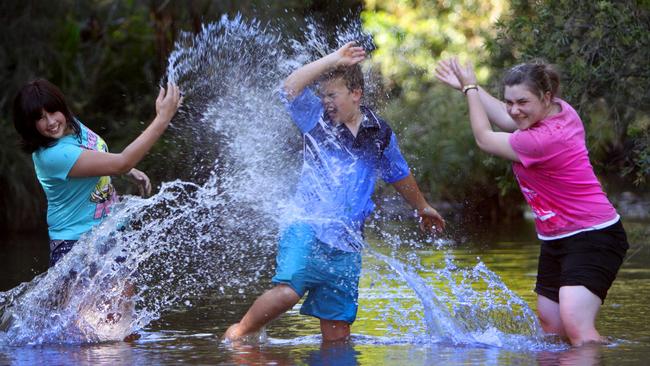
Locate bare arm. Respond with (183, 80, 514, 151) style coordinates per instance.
(283, 42, 365, 99)
(69, 83, 181, 177)
(435, 59, 517, 132)
(449, 59, 520, 162)
(476, 86, 518, 132)
(392, 173, 445, 233)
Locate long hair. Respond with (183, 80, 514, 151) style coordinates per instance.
(13, 79, 81, 153)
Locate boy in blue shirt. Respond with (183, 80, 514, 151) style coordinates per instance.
(224, 42, 445, 342)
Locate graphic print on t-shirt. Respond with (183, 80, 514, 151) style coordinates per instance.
(518, 181, 569, 233)
(84, 129, 117, 219)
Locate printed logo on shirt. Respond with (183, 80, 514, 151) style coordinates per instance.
(84, 129, 117, 219)
(520, 186, 556, 221)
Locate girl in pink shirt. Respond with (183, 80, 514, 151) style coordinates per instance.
(435, 59, 628, 346)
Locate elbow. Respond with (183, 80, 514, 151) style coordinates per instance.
(475, 138, 489, 152)
(474, 134, 493, 154)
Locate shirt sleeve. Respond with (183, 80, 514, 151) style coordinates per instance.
(380, 133, 410, 183)
(279, 87, 323, 134)
(509, 129, 548, 168)
(34, 142, 83, 180)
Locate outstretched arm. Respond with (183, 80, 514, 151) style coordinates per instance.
(392, 173, 445, 233)
(447, 59, 519, 162)
(283, 42, 365, 99)
(69, 82, 182, 177)
(435, 59, 518, 132)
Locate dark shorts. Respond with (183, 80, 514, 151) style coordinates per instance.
(535, 220, 629, 304)
(49, 240, 77, 267)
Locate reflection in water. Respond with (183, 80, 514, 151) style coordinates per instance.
(537, 343, 603, 366)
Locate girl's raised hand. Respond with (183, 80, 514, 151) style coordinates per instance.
(434, 59, 462, 91)
(334, 41, 366, 67)
(155, 82, 182, 124)
(449, 58, 478, 87)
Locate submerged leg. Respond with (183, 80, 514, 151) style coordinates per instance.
(224, 284, 300, 341)
(559, 285, 603, 346)
(537, 294, 565, 337)
(320, 319, 351, 342)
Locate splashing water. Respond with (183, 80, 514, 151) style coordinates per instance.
(1, 14, 549, 349)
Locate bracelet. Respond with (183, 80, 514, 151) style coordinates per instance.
(462, 84, 478, 94)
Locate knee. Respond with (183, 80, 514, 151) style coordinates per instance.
(274, 285, 300, 305)
(538, 313, 563, 335)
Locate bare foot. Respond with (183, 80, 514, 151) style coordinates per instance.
(223, 323, 242, 342)
(222, 323, 267, 345)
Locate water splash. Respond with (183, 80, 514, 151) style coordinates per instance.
(360, 243, 546, 349)
(1, 14, 548, 349)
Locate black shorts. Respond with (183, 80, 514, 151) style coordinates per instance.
(535, 220, 629, 304)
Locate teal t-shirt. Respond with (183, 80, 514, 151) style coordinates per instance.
(32, 122, 117, 240)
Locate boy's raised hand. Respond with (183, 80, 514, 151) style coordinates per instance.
(434, 58, 463, 91)
(333, 42, 366, 67)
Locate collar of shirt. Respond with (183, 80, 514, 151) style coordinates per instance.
(328, 106, 381, 136)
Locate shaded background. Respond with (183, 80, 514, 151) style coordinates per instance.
(1, 0, 648, 289)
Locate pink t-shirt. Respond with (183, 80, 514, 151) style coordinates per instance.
(509, 98, 618, 239)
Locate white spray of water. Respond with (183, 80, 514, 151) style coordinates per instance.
(1, 14, 547, 349)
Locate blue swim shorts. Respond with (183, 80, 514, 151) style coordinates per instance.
(272, 222, 362, 323)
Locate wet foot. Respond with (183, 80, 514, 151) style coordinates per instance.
(223, 323, 242, 342)
(222, 323, 267, 344)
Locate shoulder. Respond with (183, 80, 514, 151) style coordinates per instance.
(554, 99, 583, 128)
(35, 135, 80, 158)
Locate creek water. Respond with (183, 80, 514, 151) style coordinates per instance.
(1, 220, 648, 365)
(1, 15, 649, 365)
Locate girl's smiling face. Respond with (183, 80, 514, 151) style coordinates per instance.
(504, 84, 553, 130)
(35, 110, 69, 139)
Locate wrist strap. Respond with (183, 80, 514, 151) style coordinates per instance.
(462, 84, 478, 94)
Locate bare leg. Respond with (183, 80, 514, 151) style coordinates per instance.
(224, 284, 300, 341)
(559, 286, 603, 346)
(320, 320, 351, 342)
(537, 294, 566, 337)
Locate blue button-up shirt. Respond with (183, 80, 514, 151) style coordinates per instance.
(282, 88, 410, 252)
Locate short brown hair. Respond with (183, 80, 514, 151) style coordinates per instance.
(319, 64, 364, 93)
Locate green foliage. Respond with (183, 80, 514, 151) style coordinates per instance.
(362, 0, 522, 219)
(486, 0, 650, 184)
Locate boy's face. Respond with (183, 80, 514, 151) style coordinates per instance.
(318, 78, 362, 125)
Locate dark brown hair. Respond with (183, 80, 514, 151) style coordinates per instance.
(12, 79, 80, 153)
(503, 61, 561, 100)
(319, 64, 364, 93)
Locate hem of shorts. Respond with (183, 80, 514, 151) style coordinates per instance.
(300, 310, 355, 324)
(537, 214, 620, 241)
(534, 287, 559, 303)
(536, 285, 606, 305)
(271, 279, 305, 297)
(560, 282, 606, 305)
